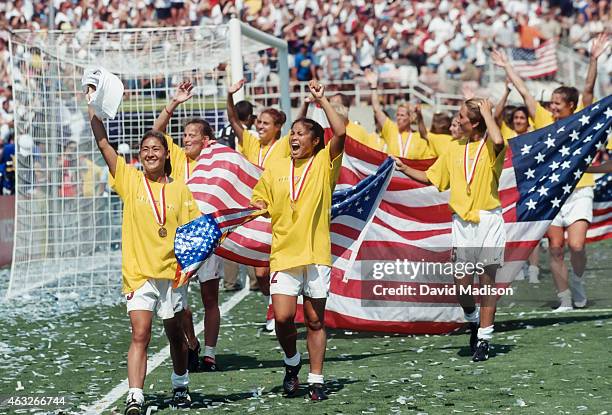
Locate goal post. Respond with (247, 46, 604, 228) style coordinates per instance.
(6, 23, 289, 300)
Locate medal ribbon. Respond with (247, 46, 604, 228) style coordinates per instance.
(289, 156, 315, 205)
(464, 136, 487, 190)
(143, 176, 166, 227)
(398, 131, 413, 158)
(258, 140, 278, 167)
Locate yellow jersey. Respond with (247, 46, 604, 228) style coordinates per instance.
(381, 118, 436, 159)
(347, 121, 383, 151)
(428, 132, 456, 157)
(241, 130, 291, 169)
(251, 146, 342, 272)
(113, 157, 200, 293)
(81, 158, 104, 197)
(426, 137, 506, 223)
(533, 102, 594, 188)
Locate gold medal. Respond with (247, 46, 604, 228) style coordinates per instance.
(466, 184, 471, 195)
(290, 200, 296, 210)
(143, 176, 168, 238)
(158, 227, 167, 238)
(289, 156, 315, 214)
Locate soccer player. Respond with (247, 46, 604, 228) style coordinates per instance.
(493, 85, 541, 284)
(250, 80, 346, 399)
(152, 80, 220, 372)
(329, 92, 383, 150)
(393, 98, 506, 362)
(88, 91, 199, 414)
(492, 33, 609, 310)
(366, 69, 434, 159)
(226, 79, 291, 298)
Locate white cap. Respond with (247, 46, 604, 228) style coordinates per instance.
(19, 134, 34, 157)
(118, 143, 130, 154)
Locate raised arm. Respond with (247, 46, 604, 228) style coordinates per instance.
(391, 156, 431, 184)
(415, 104, 428, 140)
(296, 96, 313, 119)
(491, 49, 537, 120)
(365, 69, 388, 128)
(153, 81, 194, 132)
(88, 90, 118, 177)
(308, 80, 346, 160)
(582, 33, 609, 107)
(226, 79, 247, 146)
(479, 99, 505, 154)
(494, 82, 512, 126)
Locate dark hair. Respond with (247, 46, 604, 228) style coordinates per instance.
(333, 92, 352, 108)
(430, 112, 452, 134)
(260, 108, 287, 139)
(140, 130, 172, 177)
(552, 86, 579, 109)
(184, 118, 215, 140)
(292, 117, 325, 154)
(235, 100, 254, 122)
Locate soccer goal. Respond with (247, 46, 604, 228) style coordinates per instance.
(6, 20, 290, 299)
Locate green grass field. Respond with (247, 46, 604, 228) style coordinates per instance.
(2, 241, 612, 414)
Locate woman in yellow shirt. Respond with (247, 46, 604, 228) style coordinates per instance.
(365, 69, 434, 159)
(492, 33, 608, 311)
(250, 80, 346, 400)
(88, 92, 200, 414)
(393, 99, 506, 362)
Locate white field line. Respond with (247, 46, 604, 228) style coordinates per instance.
(496, 307, 612, 316)
(82, 286, 251, 414)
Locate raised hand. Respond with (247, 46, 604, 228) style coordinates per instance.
(173, 81, 194, 104)
(490, 49, 509, 68)
(364, 68, 378, 88)
(478, 99, 493, 116)
(590, 33, 609, 60)
(228, 79, 246, 95)
(308, 80, 325, 101)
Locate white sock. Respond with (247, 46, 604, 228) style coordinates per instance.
(464, 308, 480, 324)
(283, 351, 301, 367)
(307, 372, 324, 385)
(127, 388, 144, 404)
(558, 288, 572, 304)
(204, 346, 216, 359)
(171, 371, 189, 389)
(528, 265, 539, 276)
(477, 325, 494, 341)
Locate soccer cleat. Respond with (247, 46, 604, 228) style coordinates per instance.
(201, 356, 218, 372)
(553, 290, 573, 312)
(171, 387, 192, 409)
(472, 340, 490, 362)
(469, 322, 479, 354)
(569, 272, 587, 308)
(283, 362, 302, 396)
(308, 383, 328, 401)
(187, 341, 201, 372)
(124, 396, 143, 415)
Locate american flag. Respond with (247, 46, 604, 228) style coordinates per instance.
(508, 39, 557, 79)
(185, 97, 611, 334)
(587, 172, 612, 242)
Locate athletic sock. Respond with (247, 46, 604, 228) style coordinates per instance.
(464, 308, 480, 324)
(284, 351, 301, 367)
(127, 388, 144, 404)
(204, 346, 216, 359)
(477, 325, 494, 341)
(307, 373, 324, 385)
(171, 371, 189, 389)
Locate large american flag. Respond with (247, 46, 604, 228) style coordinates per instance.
(508, 39, 558, 79)
(186, 96, 612, 334)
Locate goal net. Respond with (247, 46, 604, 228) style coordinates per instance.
(7, 22, 286, 299)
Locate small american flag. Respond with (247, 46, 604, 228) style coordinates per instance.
(587, 172, 612, 242)
(508, 40, 557, 79)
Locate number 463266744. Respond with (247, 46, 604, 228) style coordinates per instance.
(1, 396, 66, 408)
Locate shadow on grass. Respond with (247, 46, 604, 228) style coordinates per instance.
(217, 348, 409, 371)
(438, 342, 516, 358)
(144, 377, 358, 409)
(495, 313, 612, 333)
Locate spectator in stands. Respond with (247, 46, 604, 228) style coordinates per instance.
(0, 135, 15, 195)
(517, 14, 547, 50)
(292, 45, 316, 82)
(216, 100, 255, 151)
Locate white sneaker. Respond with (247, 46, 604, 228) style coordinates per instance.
(569, 272, 587, 308)
(265, 318, 275, 334)
(552, 289, 573, 312)
(528, 265, 540, 284)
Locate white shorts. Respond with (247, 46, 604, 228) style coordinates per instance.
(550, 186, 593, 228)
(451, 208, 506, 267)
(125, 279, 185, 320)
(270, 265, 331, 298)
(196, 254, 222, 283)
